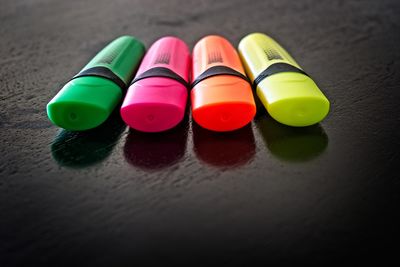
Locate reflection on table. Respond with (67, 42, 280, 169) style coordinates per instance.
(51, 110, 126, 168)
(123, 118, 189, 171)
(192, 122, 256, 168)
(255, 115, 328, 162)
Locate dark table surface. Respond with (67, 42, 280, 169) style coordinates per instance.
(1, 0, 400, 266)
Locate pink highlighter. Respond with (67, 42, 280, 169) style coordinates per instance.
(121, 37, 190, 132)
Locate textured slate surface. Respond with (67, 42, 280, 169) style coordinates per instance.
(1, 0, 400, 265)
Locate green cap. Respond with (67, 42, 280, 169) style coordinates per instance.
(47, 35, 145, 131)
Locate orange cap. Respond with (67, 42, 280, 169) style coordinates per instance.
(191, 35, 256, 132)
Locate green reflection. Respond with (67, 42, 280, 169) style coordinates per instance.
(255, 115, 328, 162)
(51, 110, 126, 168)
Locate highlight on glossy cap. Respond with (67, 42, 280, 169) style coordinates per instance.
(238, 32, 329, 127)
(47, 35, 145, 131)
(121, 36, 190, 132)
(191, 35, 256, 132)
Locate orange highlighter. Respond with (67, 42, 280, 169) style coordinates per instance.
(191, 35, 256, 132)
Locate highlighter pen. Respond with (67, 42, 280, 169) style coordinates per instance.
(191, 35, 256, 132)
(238, 33, 329, 127)
(121, 36, 190, 132)
(47, 36, 145, 131)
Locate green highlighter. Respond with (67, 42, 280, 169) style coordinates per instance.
(47, 36, 145, 131)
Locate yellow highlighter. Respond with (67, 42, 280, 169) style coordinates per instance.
(238, 33, 329, 127)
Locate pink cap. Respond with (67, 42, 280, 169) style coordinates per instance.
(121, 36, 190, 132)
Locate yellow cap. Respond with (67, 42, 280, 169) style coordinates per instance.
(239, 33, 330, 127)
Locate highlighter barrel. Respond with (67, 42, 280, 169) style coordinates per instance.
(47, 36, 145, 131)
(191, 35, 256, 132)
(239, 33, 329, 127)
(121, 36, 190, 132)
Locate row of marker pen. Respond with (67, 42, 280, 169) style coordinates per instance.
(47, 33, 330, 132)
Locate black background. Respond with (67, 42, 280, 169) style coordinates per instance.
(1, 0, 400, 266)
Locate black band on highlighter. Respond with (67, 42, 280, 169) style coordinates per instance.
(130, 67, 190, 88)
(253, 62, 309, 87)
(191, 65, 250, 88)
(71, 66, 127, 91)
